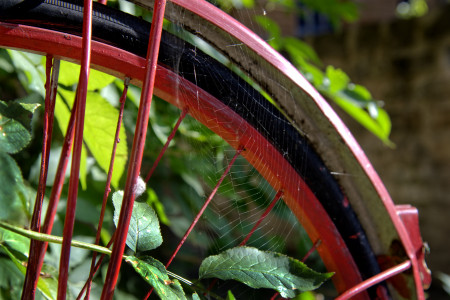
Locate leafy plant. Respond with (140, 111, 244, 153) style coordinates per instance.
(0, 0, 385, 297)
(0, 99, 39, 221)
(0, 48, 330, 298)
(254, 15, 393, 146)
(0, 194, 332, 299)
(199, 247, 333, 298)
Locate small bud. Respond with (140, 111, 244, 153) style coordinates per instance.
(134, 176, 146, 198)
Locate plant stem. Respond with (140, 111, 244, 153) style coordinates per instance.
(0, 221, 194, 287)
(0, 221, 111, 256)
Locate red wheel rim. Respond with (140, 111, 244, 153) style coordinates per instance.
(0, 23, 368, 297)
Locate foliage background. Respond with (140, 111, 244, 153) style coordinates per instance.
(1, 0, 449, 298)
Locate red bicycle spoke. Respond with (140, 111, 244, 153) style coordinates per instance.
(336, 260, 412, 300)
(22, 92, 79, 300)
(145, 108, 188, 182)
(302, 239, 322, 263)
(77, 231, 117, 300)
(58, 0, 93, 297)
(205, 189, 282, 294)
(165, 146, 244, 268)
(145, 146, 244, 299)
(82, 78, 130, 300)
(270, 292, 279, 300)
(240, 190, 283, 246)
(22, 56, 59, 300)
(101, 1, 167, 299)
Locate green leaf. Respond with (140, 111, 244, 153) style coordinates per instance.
(226, 290, 236, 300)
(199, 246, 333, 298)
(299, 63, 325, 87)
(325, 66, 349, 94)
(56, 88, 127, 188)
(0, 152, 27, 219)
(8, 50, 45, 96)
(0, 244, 58, 300)
(0, 257, 23, 299)
(334, 94, 394, 147)
(0, 100, 39, 154)
(253, 16, 283, 50)
(53, 91, 88, 189)
(284, 37, 322, 65)
(57, 60, 116, 91)
(0, 227, 30, 257)
(112, 190, 163, 253)
(125, 256, 187, 299)
(82, 91, 127, 188)
(145, 188, 170, 226)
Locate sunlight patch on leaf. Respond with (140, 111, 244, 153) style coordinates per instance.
(57, 60, 116, 91)
(56, 88, 127, 188)
(53, 92, 88, 189)
(325, 66, 349, 94)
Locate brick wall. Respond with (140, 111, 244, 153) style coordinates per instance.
(309, 5, 450, 275)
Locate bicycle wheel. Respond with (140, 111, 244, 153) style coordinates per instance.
(0, 0, 429, 299)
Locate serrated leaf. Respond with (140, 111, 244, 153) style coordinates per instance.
(199, 246, 333, 298)
(112, 191, 163, 253)
(125, 256, 187, 300)
(0, 115, 30, 154)
(0, 100, 39, 154)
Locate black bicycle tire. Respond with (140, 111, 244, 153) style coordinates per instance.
(0, 0, 385, 297)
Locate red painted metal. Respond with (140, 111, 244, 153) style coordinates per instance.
(24, 93, 78, 300)
(240, 190, 283, 246)
(100, 1, 167, 299)
(22, 56, 59, 300)
(77, 232, 116, 300)
(302, 239, 322, 263)
(0, 24, 366, 297)
(336, 260, 412, 300)
(163, 1, 427, 297)
(396, 205, 431, 289)
(59, 0, 93, 297)
(82, 78, 130, 300)
(144, 108, 188, 182)
(270, 292, 278, 300)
